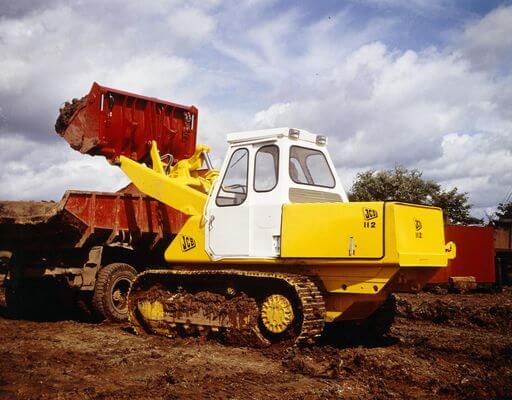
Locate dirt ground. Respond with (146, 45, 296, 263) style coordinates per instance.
(0, 288, 510, 400)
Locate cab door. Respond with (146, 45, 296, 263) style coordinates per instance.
(206, 147, 251, 258)
(249, 143, 282, 257)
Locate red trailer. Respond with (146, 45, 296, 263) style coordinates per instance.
(495, 224, 512, 285)
(429, 225, 495, 289)
(0, 83, 200, 321)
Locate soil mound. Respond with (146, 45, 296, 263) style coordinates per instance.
(0, 201, 57, 223)
(395, 291, 512, 333)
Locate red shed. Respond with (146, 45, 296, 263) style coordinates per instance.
(429, 225, 495, 284)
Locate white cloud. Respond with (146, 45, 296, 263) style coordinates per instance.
(419, 132, 512, 210)
(351, 0, 451, 15)
(461, 6, 512, 72)
(252, 103, 291, 128)
(0, 59, 32, 95)
(0, 136, 129, 200)
(0, 0, 510, 221)
(101, 54, 195, 98)
(247, 41, 503, 166)
(167, 7, 217, 43)
(228, 8, 512, 216)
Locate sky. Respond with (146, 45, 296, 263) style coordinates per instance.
(0, 0, 511, 219)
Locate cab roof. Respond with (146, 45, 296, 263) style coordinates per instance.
(226, 127, 325, 145)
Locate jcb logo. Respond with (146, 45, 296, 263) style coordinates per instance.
(181, 235, 196, 252)
(363, 208, 378, 221)
(362, 208, 378, 229)
(415, 219, 423, 238)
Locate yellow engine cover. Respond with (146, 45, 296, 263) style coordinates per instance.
(281, 201, 450, 268)
(282, 202, 384, 259)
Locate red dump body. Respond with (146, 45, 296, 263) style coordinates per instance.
(0, 185, 188, 252)
(430, 225, 495, 284)
(60, 82, 198, 163)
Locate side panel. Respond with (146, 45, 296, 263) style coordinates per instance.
(281, 202, 384, 259)
(389, 203, 448, 267)
(165, 216, 211, 263)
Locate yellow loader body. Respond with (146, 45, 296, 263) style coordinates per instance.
(121, 139, 455, 342)
(120, 148, 455, 324)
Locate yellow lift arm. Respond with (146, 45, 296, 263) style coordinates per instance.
(119, 141, 218, 217)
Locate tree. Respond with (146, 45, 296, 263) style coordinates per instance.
(350, 166, 482, 225)
(495, 202, 512, 219)
(490, 201, 512, 226)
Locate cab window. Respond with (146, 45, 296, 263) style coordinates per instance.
(289, 146, 335, 188)
(254, 145, 279, 192)
(216, 148, 249, 206)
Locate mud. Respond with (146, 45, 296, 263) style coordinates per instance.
(132, 285, 263, 346)
(0, 201, 58, 224)
(165, 291, 258, 323)
(395, 291, 512, 333)
(0, 288, 511, 399)
(55, 96, 88, 134)
(0, 199, 85, 251)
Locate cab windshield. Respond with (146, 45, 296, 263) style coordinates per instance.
(289, 146, 335, 188)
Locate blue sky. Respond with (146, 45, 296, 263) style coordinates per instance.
(0, 0, 511, 218)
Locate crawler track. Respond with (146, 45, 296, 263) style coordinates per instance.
(128, 269, 326, 346)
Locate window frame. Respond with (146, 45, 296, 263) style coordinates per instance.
(289, 145, 336, 189)
(215, 147, 250, 207)
(253, 144, 280, 193)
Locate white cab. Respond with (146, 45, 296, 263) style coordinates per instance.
(205, 128, 348, 260)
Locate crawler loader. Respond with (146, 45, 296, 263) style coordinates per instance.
(59, 82, 455, 345)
